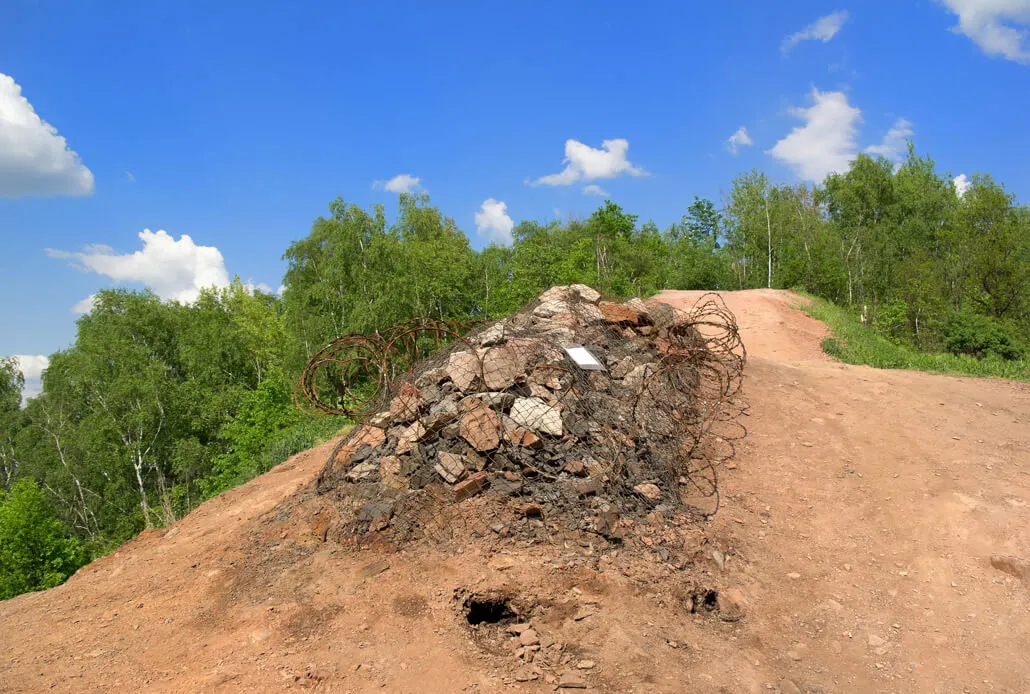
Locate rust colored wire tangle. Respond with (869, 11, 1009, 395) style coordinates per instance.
(295, 318, 480, 418)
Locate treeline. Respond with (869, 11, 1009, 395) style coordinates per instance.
(2, 145, 1028, 598)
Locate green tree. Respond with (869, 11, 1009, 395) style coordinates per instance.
(0, 357, 24, 491)
(0, 478, 85, 599)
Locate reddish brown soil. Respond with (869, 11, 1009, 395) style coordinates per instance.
(2, 289, 1028, 693)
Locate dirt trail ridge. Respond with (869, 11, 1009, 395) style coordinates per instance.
(2, 289, 1028, 693)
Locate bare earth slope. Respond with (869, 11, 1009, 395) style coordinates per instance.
(2, 289, 1028, 693)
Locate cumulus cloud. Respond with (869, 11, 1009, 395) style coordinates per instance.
(726, 126, 754, 154)
(71, 294, 98, 314)
(782, 10, 850, 53)
(532, 139, 647, 186)
(475, 198, 515, 245)
(938, 0, 1030, 64)
(10, 354, 48, 402)
(583, 184, 608, 196)
(766, 89, 862, 181)
(48, 229, 230, 304)
(0, 73, 94, 198)
(954, 173, 972, 197)
(374, 174, 422, 194)
(865, 118, 914, 161)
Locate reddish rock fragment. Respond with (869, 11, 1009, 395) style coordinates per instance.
(453, 471, 489, 501)
(598, 301, 642, 325)
(460, 404, 502, 451)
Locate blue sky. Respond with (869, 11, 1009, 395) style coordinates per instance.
(3, 0, 1030, 395)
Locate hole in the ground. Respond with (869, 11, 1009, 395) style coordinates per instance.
(464, 594, 518, 625)
(691, 589, 719, 613)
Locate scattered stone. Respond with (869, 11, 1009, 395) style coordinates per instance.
(460, 404, 502, 451)
(564, 460, 586, 476)
(490, 474, 523, 496)
(570, 284, 601, 303)
(333, 426, 386, 471)
(622, 363, 656, 390)
(464, 392, 515, 411)
(569, 477, 603, 498)
(476, 322, 507, 347)
(464, 450, 486, 471)
(509, 397, 563, 436)
(990, 555, 1029, 581)
(357, 502, 393, 531)
(379, 456, 407, 491)
(716, 588, 747, 622)
(573, 606, 595, 621)
(453, 471, 489, 501)
(505, 426, 543, 449)
(598, 300, 642, 325)
(577, 660, 595, 670)
(345, 461, 378, 482)
(514, 666, 538, 682)
(446, 350, 481, 391)
(482, 346, 523, 390)
(349, 444, 376, 464)
(574, 302, 604, 323)
(558, 671, 588, 689)
(519, 629, 540, 647)
(388, 384, 424, 422)
(787, 572, 801, 580)
(711, 549, 726, 571)
(395, 421, 427, 455)
(533, 299, 571, 318)
(368, 410, 392, 427)
(633, 483, 662, 502)
(435, 452, 466, 484)
(422, 398, 459, 432)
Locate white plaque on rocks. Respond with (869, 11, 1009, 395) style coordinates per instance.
(563, 345, 606, 371)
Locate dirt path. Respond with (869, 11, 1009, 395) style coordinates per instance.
(2, 289, 1028, 693)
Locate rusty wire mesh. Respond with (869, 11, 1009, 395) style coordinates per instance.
(298, 286, 747, 550)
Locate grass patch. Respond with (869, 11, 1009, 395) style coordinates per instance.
(796, 293, 1030, 381)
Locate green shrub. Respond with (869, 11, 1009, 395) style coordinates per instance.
(0, 479, 86, 599)
(940, 311, 1025, 360)
(872, 301, 910, 345)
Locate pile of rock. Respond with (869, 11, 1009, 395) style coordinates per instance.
(315, 284, 742, 543)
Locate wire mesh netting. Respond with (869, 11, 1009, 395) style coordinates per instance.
(296, 285, 747, 548)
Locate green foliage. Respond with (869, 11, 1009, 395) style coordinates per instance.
(940, 311, 1025, 360)
(0, 479, 85, 599)
(801, 295, 1030, 380)
(200, 372, 341, 497)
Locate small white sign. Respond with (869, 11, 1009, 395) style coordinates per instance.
(564, 345, 606, 371)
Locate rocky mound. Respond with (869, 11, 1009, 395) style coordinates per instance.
(310, 285, 745, 546)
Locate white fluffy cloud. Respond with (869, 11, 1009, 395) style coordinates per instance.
(726, 126, 754, 154)
(939, 0, 1030, 64)
(781, 10, 850, 53)
(767, 89, 862, 181)
(865, 118, 914, 161)
(0, 73, 94, 198)
(48, 229, 231, 304)
(71, 294, 98, 314)
(374, 174, 422, 193)
(532, 139, 647, 187)
(582, 184, 608, 196)
(10, 354, 48, 402)
(954, 173, 972, 197)
(475, 198, 515, 245)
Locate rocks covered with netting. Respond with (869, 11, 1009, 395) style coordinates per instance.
(312, 285, 745, 545)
